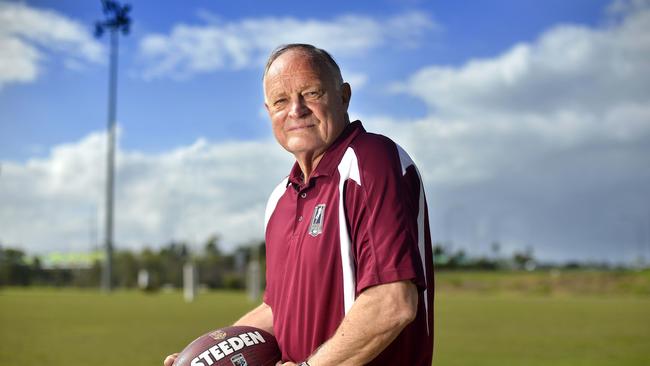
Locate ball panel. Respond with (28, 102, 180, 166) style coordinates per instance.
(173, 326, 281, 366)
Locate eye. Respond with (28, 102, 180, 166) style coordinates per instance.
(273, 98, 288, 107)
(303, 90, 322, 99)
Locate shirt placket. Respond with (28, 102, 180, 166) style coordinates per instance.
(294, 186, 310, 244)
(288, 183, 309, 246)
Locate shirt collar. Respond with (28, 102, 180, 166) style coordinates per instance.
(287, 120, 365, 188)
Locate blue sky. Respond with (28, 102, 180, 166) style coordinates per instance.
(1, 0, 612, 160)
(1, 0, 649, 263)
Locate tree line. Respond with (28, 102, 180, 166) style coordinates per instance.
(2, 238, 616, 289)
(0, 235, 265, 290)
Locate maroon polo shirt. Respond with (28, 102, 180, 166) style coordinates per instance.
(264, 121, 434, 365)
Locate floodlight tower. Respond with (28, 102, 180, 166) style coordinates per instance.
(95, 0, 131, 292)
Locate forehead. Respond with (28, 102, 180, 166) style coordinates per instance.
(264, 51, 330, 93)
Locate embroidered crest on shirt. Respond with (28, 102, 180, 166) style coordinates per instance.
(308, 204, 326, 237)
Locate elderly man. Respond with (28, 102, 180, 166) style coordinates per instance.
(165, 44, 434, 366)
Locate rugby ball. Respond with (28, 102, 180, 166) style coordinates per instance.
(172, 326, 281, 366)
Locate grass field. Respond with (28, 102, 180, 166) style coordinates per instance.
(1, 272, 649, 365)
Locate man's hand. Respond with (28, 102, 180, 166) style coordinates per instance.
(163, 352, 178, 366)
(276, 363, 297, 366)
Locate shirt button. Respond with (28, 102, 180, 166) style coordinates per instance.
(300, 192, 307, 198)
(298, 216, 303, 222)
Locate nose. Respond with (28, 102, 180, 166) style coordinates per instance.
(288, 96, 310, 119)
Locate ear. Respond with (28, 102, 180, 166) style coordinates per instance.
(340, 82, 351, 110)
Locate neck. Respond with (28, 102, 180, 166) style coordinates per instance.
(295, 151, 325, 184)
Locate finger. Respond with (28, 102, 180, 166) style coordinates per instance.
(164, 353, 179, 366)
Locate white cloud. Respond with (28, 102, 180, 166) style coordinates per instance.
(0, 2, 104, 88)
(344, 71, 368, 90)
(137, 11, 437, 80)
(607, 0, 650, 17)
(369, 4, 650, 262)
(387, 5, 650, 180)
(394, 8, 650, 118)
(0, 130, 293, 254)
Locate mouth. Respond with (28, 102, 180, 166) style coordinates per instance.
(287, 123, 315, 132)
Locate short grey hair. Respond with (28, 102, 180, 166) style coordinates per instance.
(263, 43, 344, 86)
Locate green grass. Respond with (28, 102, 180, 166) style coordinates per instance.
(434, 293, 650, 365)
(0, 288, 256, 366)
(1, 278, 649, 365)
(435, 269, 650, 296)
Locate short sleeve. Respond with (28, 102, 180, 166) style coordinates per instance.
(344, 138, 425, 294)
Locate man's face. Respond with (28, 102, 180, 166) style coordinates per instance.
(264, 50, 350, 159)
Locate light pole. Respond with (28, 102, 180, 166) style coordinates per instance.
(95, 0, 131, 292)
